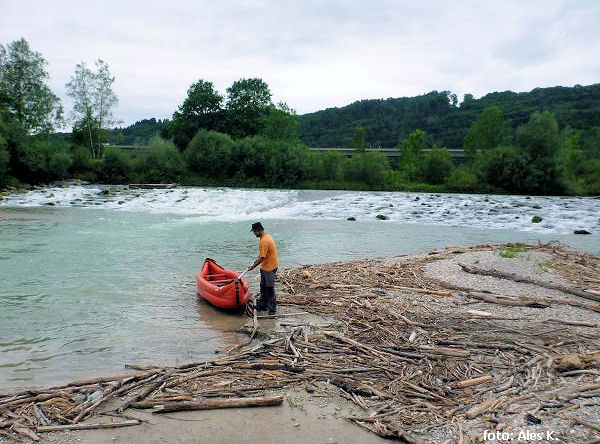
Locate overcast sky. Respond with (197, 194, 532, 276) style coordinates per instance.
(2, 0, 599, 126)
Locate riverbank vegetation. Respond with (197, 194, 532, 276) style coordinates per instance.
(1, 38, 599, 195)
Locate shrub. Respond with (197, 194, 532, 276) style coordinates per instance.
(101, 147, 131, 184)
(185, 130, 234, 177)
(446, 167, 479, 192)
(419, 148, 454, 184)
(138, 136, 184, 183)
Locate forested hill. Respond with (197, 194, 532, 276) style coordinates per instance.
(297, 84, 600, 148)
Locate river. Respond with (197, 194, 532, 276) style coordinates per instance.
(1, 186, 599, 389)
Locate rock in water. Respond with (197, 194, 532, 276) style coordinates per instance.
(376, 214, 389, 220)
(531, 216, 542, 223)
(347, 217, 356, 221)
(574, 229, 591, 235)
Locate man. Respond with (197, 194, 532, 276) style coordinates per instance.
(247, 222, 278, 315)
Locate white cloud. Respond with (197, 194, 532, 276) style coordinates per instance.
(2, 0, 598, 126)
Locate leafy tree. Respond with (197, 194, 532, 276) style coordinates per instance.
(0, 115, 29, 180)
(46, 146, 73, 181)
(66, 59, 118, 157)
(351, 126, 366, 152)
(515, 111, 561, 193)
(163, 80, 223, 149)
(343, 152, 389, 188)
(398, 129, 427, 180)
(476, 146, 533, 193)
(261, 140, 310, 187)
(69, 144, 93, 175)
(419, 147, 454, 184)
(0, 129, 9, 185)
(260, 102, 299, 141)
(463, 106, 511, 160)
(226, 78, 272, 138)
(136, 136, 184, 183)
(71, 106, 102, 156)
(100, 147, 130, 184)
(185, 129, 235, 178)
(316, 151, 345, 181)
(446, 167, 479, 192)
(0, 38, 63, 134)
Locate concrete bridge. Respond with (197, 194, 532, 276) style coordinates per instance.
(309, 147, 465, 159)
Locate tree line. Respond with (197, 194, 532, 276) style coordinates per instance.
(1, 38, 598, 195)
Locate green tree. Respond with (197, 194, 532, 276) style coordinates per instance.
(163, 80, 224, 149)
(0, 129, 9, 185)
(476, 146, 533, 193)
(419, 147, 454, 184)
(515, 111, 561, 193)
(226, 78, 272, 138)
(184, 130, 235, 178)
(343, 152, 389, 188)
(100, 147, 130, 183)
(69, 145, 93, 176)
(0, 115, 29, 181)
(398, 129, 427, 181)
(71, 106, 102, 156)
(260, 102, 298, 141)
(317, 151, 345, 181)
(463, 106, 511, 160)
(66, 59, 118, 158)
(0, 38, 63, 134)
(446, 167, 479, 192)
(351, 126, 366, 152)
(137, 136, 184, 183)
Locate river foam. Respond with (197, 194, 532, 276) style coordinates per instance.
(1, 185, 598, 235)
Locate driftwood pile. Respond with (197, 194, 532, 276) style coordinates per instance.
(1, 243, 599, 443)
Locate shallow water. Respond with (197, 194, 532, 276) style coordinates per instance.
(1, 186, 599, 389)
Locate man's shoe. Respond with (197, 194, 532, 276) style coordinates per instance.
(268, 310, 276, 316)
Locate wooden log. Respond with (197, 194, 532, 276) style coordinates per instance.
(119, 374, 168, 413)
(388, 285, 454, 297)
(459, 263, 600, 302)
(33, 404, 49, 426)
(73, 380, 124, 423)
(469, 291, 550, 308)
(548, 318, 599, 328)
(67, 369, 159, 387)
(555, 352, 600, 372)
(236, 363, 305, 373)
(456, 375, 493, 388)
(37, 420, 140, 432)
(130, 396, 194, 409)
(152, 395, 284, 413)
(466, 396, 503, 419)
(573, 418, 600, 432)
(0, 390, 72, 409)
(419, 346, 470, 357)
(13, 425, 40, 441)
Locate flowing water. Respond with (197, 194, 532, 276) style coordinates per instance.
(1, 186, 599, 389)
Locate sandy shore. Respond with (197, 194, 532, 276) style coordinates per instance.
(1, 242, 599, 443)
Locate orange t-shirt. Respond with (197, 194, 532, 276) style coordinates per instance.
(259, 233, 278, 271)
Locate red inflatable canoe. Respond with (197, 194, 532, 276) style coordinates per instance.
(196, 258, 251, 309)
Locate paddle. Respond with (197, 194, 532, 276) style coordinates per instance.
(235, 268, 250, 281)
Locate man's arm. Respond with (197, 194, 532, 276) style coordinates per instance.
(248, 256, 264, 271)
